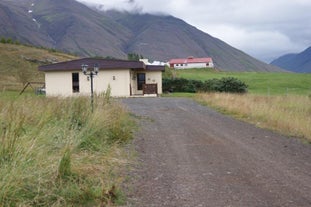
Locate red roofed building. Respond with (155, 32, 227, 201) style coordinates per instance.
(169, 56, 214, 69)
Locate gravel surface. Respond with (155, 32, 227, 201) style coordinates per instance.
(121, 97, 311, 207)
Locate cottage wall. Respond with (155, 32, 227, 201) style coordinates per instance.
(45, 69, 132, 97)
(95, 69, 131, 97)
(45, 71, 73, 96)
(174, 62, 214, 69)
(146, 71, 162, 94)
(44, 69, 162, 97)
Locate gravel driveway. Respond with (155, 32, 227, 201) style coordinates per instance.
(121, 97, 311, 207)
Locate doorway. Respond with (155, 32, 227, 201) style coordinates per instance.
(137, 73, 145, 90)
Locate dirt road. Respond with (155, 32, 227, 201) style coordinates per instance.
(122, 98, 311, 207)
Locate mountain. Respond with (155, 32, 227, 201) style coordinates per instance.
(270, 47, 311, 73)
(0, 0, 282, 72)
(0, 0, 51, 46)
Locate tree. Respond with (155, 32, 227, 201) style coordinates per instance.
(16, 61, 33, 86)
(127, 53, 143, 61)
(0, 37, 6, 44)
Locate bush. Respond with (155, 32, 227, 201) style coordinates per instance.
(201, 77, 248, 93)
(163, 78, 199, 93)
(0, 37, 6, 44)
(163, 77, 248, 93)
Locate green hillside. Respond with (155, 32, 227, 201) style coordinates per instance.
(176, 69, 311, 95)
(0, 43, 76, 91)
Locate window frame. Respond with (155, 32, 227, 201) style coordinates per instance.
(72, 72, 80, 93)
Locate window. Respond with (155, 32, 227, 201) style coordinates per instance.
(72, 73, 79, 93)
(137, 73, 145, 90)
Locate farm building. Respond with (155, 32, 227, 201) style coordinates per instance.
(169, 56, 214, 69)
(38, 58, 165, 97)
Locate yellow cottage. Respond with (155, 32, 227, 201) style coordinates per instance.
(38, 58, 165, 97)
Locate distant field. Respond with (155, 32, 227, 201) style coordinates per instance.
(176, 69, 311, 95)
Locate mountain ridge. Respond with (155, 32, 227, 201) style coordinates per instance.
(271, 47, 311, 73)
(0, 0, 283, 72)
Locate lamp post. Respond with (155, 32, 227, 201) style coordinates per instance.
(81, 63, 99, 112)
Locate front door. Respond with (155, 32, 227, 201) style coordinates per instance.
(137, 73, 145, 91)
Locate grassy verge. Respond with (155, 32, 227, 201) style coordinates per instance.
(196, 93, 311, 142)
(161, 92, 196, 98)
(0, 93, 134, 206)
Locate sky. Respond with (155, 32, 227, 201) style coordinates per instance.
(76, 0, 311, 63)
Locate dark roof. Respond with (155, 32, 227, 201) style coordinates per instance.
(146, 65, 166, 71)
(38, 58, 165, 72)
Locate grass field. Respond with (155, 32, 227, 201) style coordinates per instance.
(175, 68, 311, 95)
(197, 93, 311, 142)
(0, 93, 134, 206)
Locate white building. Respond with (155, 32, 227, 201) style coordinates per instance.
(38, 58, 165, 97)
(140, 59, 167, 66)
(169, 56, 214, 69)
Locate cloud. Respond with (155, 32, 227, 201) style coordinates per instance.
(77, 0, 142, 12)
(212, 26, 302, 61)
(76, 0, 311, 62)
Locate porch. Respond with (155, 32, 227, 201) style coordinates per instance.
(130, 70, 162, 96)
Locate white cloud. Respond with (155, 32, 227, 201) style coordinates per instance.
(76, 0, 311, 62)
(77, 0, 142, 11)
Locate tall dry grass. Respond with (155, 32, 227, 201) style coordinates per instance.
(197, 93, 311, 142)
(0, 94, 134, 206)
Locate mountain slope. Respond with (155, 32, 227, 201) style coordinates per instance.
(107, 11, 282, 71)
(0, 0, 53, 46)
(0, 42, 76, 90)
(32, 0, 131, 57)
(0, 0, 282, 72)
(271, 47, 311, 73)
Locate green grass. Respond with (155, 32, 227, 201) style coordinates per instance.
(0, 91, 20, 100)
(0, 93, 134, 206)
(161, 92, 196, 98)
(175, 68, 311, 95)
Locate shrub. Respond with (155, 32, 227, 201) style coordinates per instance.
(0, 37, 6, 44)
(163, 78, 203, 93)
(127, 53, 143, 61)
(201, 77, 247, 93)
(163, 77, 247, 93)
